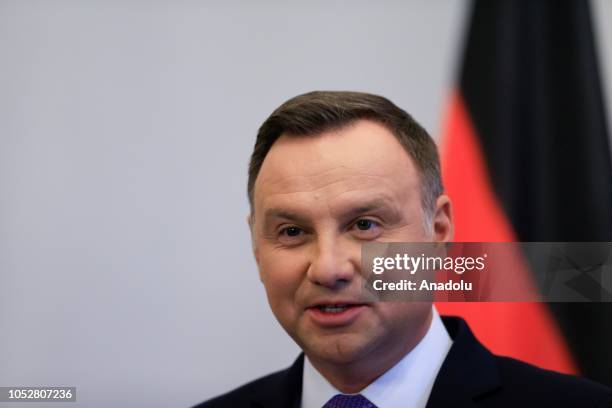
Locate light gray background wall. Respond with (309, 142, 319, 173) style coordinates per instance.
(1, 1, 611, 407)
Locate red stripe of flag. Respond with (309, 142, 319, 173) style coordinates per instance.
(435, 90, 577, 374)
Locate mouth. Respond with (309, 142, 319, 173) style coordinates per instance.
(306, 302, 369, 327)
(314, 304, 359, 313)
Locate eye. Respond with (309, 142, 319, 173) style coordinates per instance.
(350, 218, 382, 239)
(355, 219, 375, 230)
(277, 225, 307, 246)
(282, 226, 302, 237)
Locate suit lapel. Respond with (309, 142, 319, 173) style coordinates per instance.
(247, 317, 501, 408)
(426, 317, 502, 408)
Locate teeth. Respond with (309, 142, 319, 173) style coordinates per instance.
(318, 304, 349, 313)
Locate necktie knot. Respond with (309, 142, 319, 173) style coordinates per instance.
(323, 394, 377, 408)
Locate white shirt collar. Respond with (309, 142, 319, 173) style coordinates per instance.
(301, 307, 452, 408)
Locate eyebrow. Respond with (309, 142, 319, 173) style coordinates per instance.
(263, 208, 310, 224)
(337, 198, 397, 221)
(262, 197, 399, 225)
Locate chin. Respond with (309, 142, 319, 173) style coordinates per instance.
(304, 334, 376, 365)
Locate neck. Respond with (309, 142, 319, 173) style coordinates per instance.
(306, 310, 433, 394)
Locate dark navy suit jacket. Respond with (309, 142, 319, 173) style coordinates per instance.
(195, 317, 612, 407)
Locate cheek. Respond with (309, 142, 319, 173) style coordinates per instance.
(258, 248, 309, 308)
(386, 222, 431, 241)
(376, 302, 431, 331)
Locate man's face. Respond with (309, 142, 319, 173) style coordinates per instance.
(250, 120, 452, 368)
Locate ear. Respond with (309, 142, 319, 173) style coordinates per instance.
(432, 194, 454, 243)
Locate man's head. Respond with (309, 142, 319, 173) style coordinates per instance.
(248, 91, 443, 228)
(247, 91, 453, 386)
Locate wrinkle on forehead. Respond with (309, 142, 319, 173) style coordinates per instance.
(253, 120, 421, 217)
(260, 169, 398, 196)
(258, 171, 414, 217)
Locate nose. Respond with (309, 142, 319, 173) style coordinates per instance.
(307, 235, 358, 289)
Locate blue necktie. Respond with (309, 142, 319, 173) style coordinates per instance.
(323, 394, 377, 408)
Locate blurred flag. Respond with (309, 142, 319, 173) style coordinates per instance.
(437, 0, 612, 385)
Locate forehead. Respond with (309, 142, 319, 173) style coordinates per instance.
(253, 120, 421, 214)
